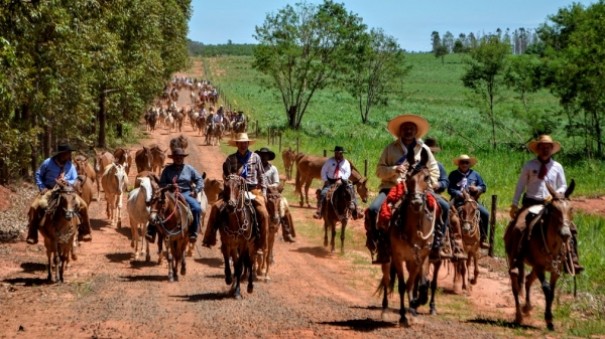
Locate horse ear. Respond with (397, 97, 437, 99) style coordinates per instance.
(202, 171, 207, 180)
(545, 182, 557, 198)
(565, 179, 575, 199)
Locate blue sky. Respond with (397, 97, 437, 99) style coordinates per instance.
(188, 0, 596, 52)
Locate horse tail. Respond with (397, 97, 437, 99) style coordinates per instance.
(373, 263, 397, 296)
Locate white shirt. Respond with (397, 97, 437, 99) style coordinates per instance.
(321, 157, 351, 182)
(262, 163, 280, 188)
(513, 158, 567, 205)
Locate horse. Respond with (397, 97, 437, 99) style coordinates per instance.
(378, 167, 437, 327)
(101, 163, 129, 228)
(149, 144, 166, 175)
(256, 186, 281, 279)
(452, 190, 481, 292)
(281, 148, 298, 181)
(38, 183, 80, 282)
(295, 155, 368, 208)
(113, 147, 132, 175)
(135, 146, 153, 173)
(94, 150, 114, 200)
(504, 181, 576, 331)
(205, 118, 223, 146)
(148, 186, 192, 282)
(204, 177, 224, 204)
(127, 176, 156, 261)
(320, 180, 356, 253)
(218, 174, 257, 299)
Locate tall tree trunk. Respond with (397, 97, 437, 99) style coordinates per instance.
(287, 105, 297, 129)
(97, 91, 107, 148)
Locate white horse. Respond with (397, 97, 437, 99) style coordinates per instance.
(101, 163, 128, 228)
(127, 176, 154, 261)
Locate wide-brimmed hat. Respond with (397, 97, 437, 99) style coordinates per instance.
(424, 137, 441, 153)
(527, 135, 561, 155)
(387, 114, 430, 138)
(333, 146, 346, 153)
(168, 148, 188, 158)
(453, 154, 477, 167)
(255, 147, 275, 160)
(53, 142, 76, 156)
(228, 132, 256, 146)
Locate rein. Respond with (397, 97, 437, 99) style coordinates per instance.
(150, 184, 186, 239)
(223, 174, 255, 239)
(459, 198, 480, 239)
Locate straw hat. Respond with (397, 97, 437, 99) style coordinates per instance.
(527, 135, 561, 155)
(228, 132, 256, 146)
(453, 154, 477, 167)
(168, 148, 188, 158)
(255, 147, 275, 161)
(387, 114, 430, 138)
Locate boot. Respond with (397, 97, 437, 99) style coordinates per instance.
(146, 224, 157, 244)
(188, 222, 198, 243)
(201, 224, 217, 248)
(26, 208, 42, 245)
(349, 202, 361, 220)
(480, 234, 490, 249)
(430, 228, 451, 260)
(451, 237, 467, 260)
(281, 219, 295, 243)
(569, 235, 584, 274)
(313, 201, 322, 219)
(78, 223, 93, 242)
(372, 232, 390, 264)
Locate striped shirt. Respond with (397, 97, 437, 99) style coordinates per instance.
(223, 151, 267, 192)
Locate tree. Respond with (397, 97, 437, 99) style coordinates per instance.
(345, 28, 410, 123)
(253, 0, 366, 129)
(537, 2, 605, 157)
(462, 35, 510, 149)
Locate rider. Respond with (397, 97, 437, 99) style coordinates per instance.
(313, 146, 359, 220)
(26, 142, 93, 245)
(365, 114, 440, 264)
(256, 147, 296, 243)
(508, 134, 583, 274)
(447, 154, 490, 249)
(424, 138, 466, 260)
(234, 110, 247, 129)
(202, 133, 269, 251)
(145, 148, 204, 243)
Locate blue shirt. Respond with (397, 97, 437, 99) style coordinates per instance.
(447, 169, 487, 200)
(159, 163, 204, 194)
(35, 157, 78, 191)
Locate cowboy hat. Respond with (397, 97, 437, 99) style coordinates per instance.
(228, 132, 256, 146)
(255, 147, 276, 160)
(453, 154, 477, 167)
(53, 142, 76, 156)
(333, 146, 346, 153)
(168, 148, 188, 158)
(387, 114, 430, 138)
(424, 137, 441, 153)
(527, 135, 561, 155)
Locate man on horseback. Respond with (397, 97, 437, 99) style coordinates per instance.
(508, 135, 583, 274)
(256, 147, 295, 243)
(26, 142, 93, 245)
(313, 146, 360, 220)
(448, 154, 490, 249)
(425, 138, 466, 260)
(202, 133, 269, 251)
(145, 148, 204, 243)
(365, 114, 441, 264)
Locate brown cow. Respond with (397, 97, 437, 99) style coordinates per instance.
(135, 146, 153, 173)
(281, 148, 298, 181)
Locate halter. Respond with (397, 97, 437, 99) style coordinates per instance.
(458, 198, 480, 238)
(149, 180, 186, 239)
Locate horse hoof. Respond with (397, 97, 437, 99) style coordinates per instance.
(470, 278, 477, 285)
(522, 304, 532, 315)
(430, 309, 437, 316)
(547, 323, 554, 331)
(399, 318, 410, 328)
(180, 268, 186, 275)
(225, 277, 233, 285)
(235, 294, 242, 300)
(247, 285, 253, 294)
(146, 255, 151, 262)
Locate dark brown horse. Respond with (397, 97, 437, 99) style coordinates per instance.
(378, 167, 437, 327)
(256, 186, 281, 279)
(321, 181, 356, 253)
(295, 155, 368, 207)
(39, 183, 80, 282)
(452, 190, 481, 291)
(218, 174, 256, 299)
(504, 181, 575, 331)
(148, 187, 192, 282)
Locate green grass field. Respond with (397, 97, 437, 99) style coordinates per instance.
(186, 52, 605, 335)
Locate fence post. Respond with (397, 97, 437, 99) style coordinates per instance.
(323, 149, 327, 157)
(278, 133, 282, 152)
(364, 159, 368, 177)
(489, 194, 497, 257)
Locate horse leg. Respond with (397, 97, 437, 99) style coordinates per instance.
(323, 221, 329, 247)
(233, 256, 243, 299)
(544, 272, 559, 331)
(143, 223, 151, 262)
(222, 245, 233, 285)
(157, 234, 164, 264)
(116, 194, 122, 229)
(46, 249, 53, 282)
(340, 220, 346, 254)
(510, 263, 525, 324)
(394, 260, 409, 327)
(330, 223, 336, 253)
(166, 240, 175, 282)
(470, 252, 479, 285)
(429, 261, 441, 315)
(523, 269, 537, 315)
(179, 243, 187, 276)
(246, 252, 254, 294)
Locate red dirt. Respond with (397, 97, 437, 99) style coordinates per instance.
(0, 88, 600, 338)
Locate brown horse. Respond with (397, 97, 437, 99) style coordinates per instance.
(378, 167, 437, 327)
(135, 146, 153, 173)
(256, 186, 281, 279)
(148, 187, 192, 282)
(452, 190, 481, 291)
(39, 184, 80, 282)
(295, 155, 368, 207)
(504, 181, 575, 331)
(281, 148, 298, 181)
(113, 147, 132, 175)
(320, 181, 356, 253)
(94, 150, 114, 200)
(218, 174, 256, 299)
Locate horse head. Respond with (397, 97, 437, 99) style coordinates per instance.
(544, 180, 575, 241)
(266, 186, 282, 226)
(458, 190, 480, 235)
(405, 167, 430, 212)
(223, 174, 246, 212)
(53, 182, 79, 222)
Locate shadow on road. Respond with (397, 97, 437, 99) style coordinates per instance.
(3, 276, 49, 286)
(106, 252, 133, 263)
(20, 262, 46, 272)
(292, 246, 331, 259)
(194, 257, 223, 268)
(317, 318, 397, 331)
(466, 317, 538, 330)
(173, 292, 231, 302)
(120, 274, 167, 282)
